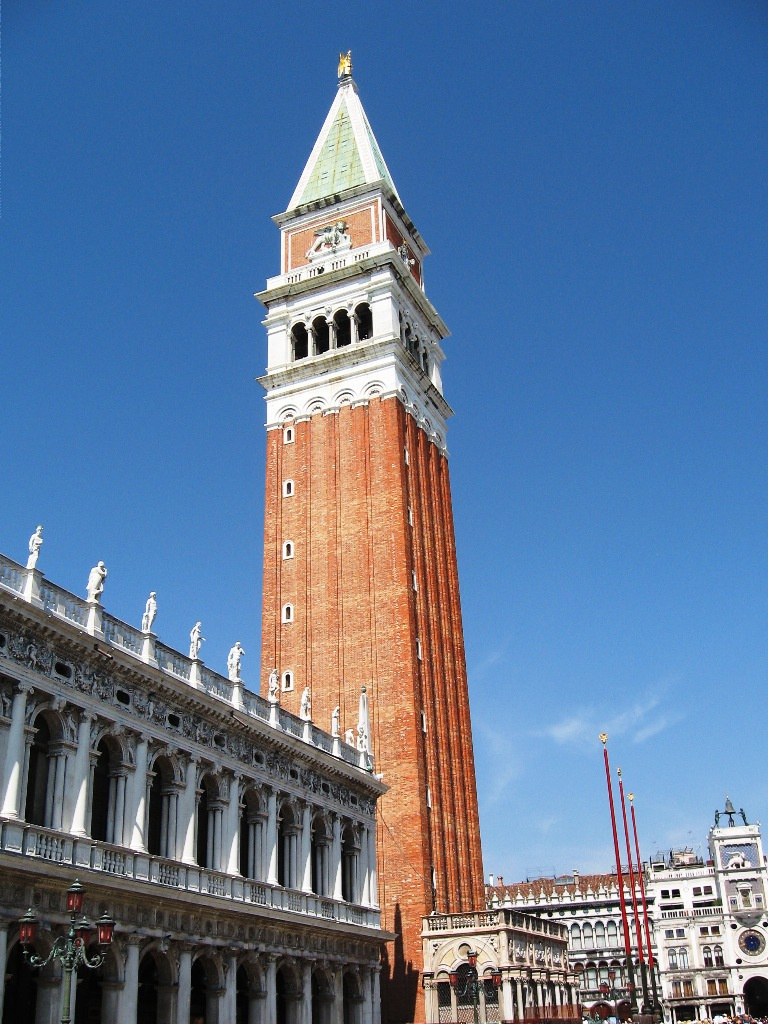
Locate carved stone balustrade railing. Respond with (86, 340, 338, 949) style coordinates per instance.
(0, 818, 382, 930)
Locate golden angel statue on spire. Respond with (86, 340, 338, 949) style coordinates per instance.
(338, 50, 352, 78)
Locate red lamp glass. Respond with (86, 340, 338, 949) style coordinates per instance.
(467, 950, 478, 968)
(449, 971, 458, 988)
(19, 909, 38, 946)
(492, 971, 502, 988)
(96, 913, 115, 946)
(66, 880, 85, 917)
(75, 918, 92, 942)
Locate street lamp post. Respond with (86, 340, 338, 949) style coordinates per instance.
(18, 879, 115, 1024)
(599, 970, 620, 1023)
(449, 950, 502, 1024)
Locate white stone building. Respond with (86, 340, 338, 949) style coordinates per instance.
(0, 548, 388, 1024)
(647, 800, 768, 1023)
(421, 907, 577, 1024)
(486, 872, 660, 1020)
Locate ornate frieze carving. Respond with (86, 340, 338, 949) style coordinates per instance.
(0, 613, 375, 816)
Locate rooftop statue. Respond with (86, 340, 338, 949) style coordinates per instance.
(337, 50, 352, 79)
(267, 667, 279, 703)
(27, 525, 44, 569)
(189, 621, 205, 660)
(142, 592, 157, 633)
(86, 561, 108, 603)
(227, 642, 245, 682)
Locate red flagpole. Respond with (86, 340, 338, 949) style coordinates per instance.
(629, 792, 660, 1011)
(600, 734, 638, 1014)
(618, 768, 648, 1010)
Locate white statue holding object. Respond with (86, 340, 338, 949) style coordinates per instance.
(86, 561, 108, 603)
(356, 685, 371, 754)
(189, 621, 205, 660)
(331, 705, 340, 737)
(267, 667, 279, 703)
(27, 525, 44, 569)
(300, 686, 312, 721)
(227, 642, 245, 681)
(142, 592, 157, 632)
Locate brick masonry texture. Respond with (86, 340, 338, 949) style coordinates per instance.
(260, 396, 484, 1023)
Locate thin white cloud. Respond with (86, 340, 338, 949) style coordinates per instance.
(535, 681, 682, 749)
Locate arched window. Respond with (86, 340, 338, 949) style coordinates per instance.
(714, 945, 724, 967)
(282, 541, 294, 559)
(668, 949, 677, 969)
(282, 604, 294, 623)
(570, 924, 582, 950)
(582, 923, 594, 948)
(240, 787, 265, 880)
(595, 922, 606, 948)
(311, 813, 332, 896)
(291, 324, 309, 361)
(703, 946, 713, 967)
(90, 737, 125, 845)
(312, 316, 330, 355)
(355, 302, 373, 342)
(334, 309, 352, 348)
(282, 671, 293, 692)
(147, 755, 175, 858)
(277, 801, 300, 888)
(607, 921, 618, 946)
(678, 948, 689, 969)
(283, 479, 294, 497)
(24, 715, 53, 827)
(341, 823, 360, 903)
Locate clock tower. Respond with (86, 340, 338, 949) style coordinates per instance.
(257, 57, 484, 1023)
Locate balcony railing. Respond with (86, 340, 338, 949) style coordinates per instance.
(1, 817, 381, 929)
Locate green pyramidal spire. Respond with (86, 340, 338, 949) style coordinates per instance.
(287, 57, 401, 212)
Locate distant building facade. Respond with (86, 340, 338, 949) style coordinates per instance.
(0, 549, 388, 1024)
(647, 800, 768, 1023)
(421, 907, 577, 1024)
(487, 801, 768, 1024)
(487, 872, 658, 1020)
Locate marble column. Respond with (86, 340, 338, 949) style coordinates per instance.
(264, 955, 277, 1024)
(180, 758, 199, 865)
(129, 734, 150, 852)
(367, 825, 378, 908)
(0, 683, 32, 818)
(371, 967, 381, 1024)
(224, 952, 238, 1024)
(266, 790, 278, 885)
(226, 773, 242, 876)
(0, 920, 7, 1020)
(301, 804, 313, 893)
(68, 711, 93, 835)
(332, 815, 343, 900)
(333, 969, 344, 1024)
(176, 946, 193, 1024)
(360, 967, 373, 1024)
(119, 936, 142, 1024)
(500, 976, 515, 1022)
(301, 960, 313, 1024)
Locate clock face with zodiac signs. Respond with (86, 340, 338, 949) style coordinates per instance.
(739, 930, 766, 956)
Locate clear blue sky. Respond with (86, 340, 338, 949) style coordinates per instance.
(3, 2, 767, 882)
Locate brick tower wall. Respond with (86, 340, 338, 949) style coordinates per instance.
(261, 394, 484, 1023)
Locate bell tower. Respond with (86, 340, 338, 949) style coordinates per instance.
(257, 56, 484, 1023)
